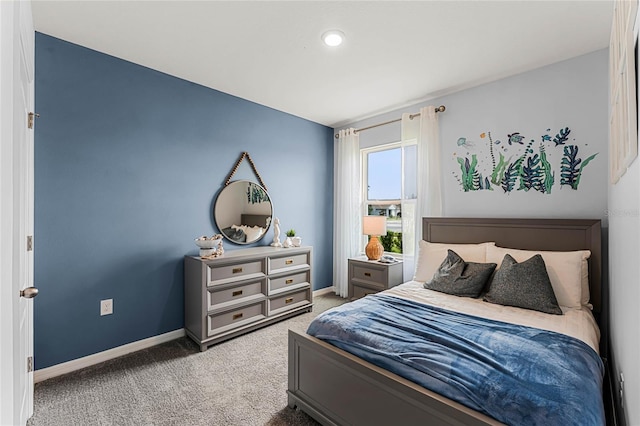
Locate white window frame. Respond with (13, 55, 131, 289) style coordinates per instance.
(360, 140, 417, 256)
(609, 0, 638, 183)
(361, 141, 402, 208)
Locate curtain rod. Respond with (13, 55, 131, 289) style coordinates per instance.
(334, 105, 446, 139)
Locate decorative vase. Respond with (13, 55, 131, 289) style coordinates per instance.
(365, 235, 384, 260)
(292, 236, 302, 247)
(283, 237, 293, 248)
(195, 235, 223, 257)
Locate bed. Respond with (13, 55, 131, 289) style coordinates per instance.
(220, 214, 271, 243)
(288, 217, 605, 425)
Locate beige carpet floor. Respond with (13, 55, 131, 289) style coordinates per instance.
(27, 292, 346, 426)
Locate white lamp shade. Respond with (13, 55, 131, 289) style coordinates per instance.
(362, 216, 387, 236)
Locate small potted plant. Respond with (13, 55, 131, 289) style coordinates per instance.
(283, 229, 294, 248)
(286, 229, 302, 247)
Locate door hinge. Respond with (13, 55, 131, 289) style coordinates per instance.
(27, 112, 39, 130)
(27, 356, 33, 373)
(27, 235, 33, 251)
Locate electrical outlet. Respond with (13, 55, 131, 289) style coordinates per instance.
(100, 299, 113, 316)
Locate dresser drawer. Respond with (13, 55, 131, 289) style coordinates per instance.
(268, 253, 310, 274)
(268, 288, 311, 315)
(351, 284, 378, 300)
(207, 301, 266, 337)
(350, 263, 386, 289)
(207, 279, 266, 311)
(268, 271, 310, 294)
(208, 260, 265, 285)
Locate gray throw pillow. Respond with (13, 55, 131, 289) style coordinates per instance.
(484, 254, 563, 315)
(423, 250, 497, 298)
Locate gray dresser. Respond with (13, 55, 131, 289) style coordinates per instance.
(184, 246, 313, 351)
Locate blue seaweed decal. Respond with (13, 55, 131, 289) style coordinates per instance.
(501, 158, 523, 193)
(484, 177, 493, 190)
(247, 183, 270, 204)
(560, 145, 598, 190)
(517, 140, 536, 190)
(553, 127, 571, 146)
(521, 154, 543, 192)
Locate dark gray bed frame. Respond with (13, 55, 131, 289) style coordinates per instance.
(288, 217, 603, 426)
(240, 213, 271, 228)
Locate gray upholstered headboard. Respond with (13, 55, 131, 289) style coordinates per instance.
(241, 214, 271, 228)
(422, 217, 602, 315)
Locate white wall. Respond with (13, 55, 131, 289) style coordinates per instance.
(607, 8, 640, 422)
(338, 49, 609, 221)
(608, 158, 640, 425)
(607, 9, 640, 418)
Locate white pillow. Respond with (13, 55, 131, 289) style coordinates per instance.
(486, 246, 590, 310)
(244, 226, 264, 242)
(413, 241, 496, 283)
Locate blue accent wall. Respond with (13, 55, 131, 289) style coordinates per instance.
(34, 33, 334, 369)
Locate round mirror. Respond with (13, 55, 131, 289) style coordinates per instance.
(214, 180, 273, 245)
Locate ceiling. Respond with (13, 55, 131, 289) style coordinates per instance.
(31, 1, 613, 128)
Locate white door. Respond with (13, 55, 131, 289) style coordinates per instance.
(0, 1, 36, 424)
(16, 0, 36, 421)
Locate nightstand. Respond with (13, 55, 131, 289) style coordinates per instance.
(348, 257, 404, 300)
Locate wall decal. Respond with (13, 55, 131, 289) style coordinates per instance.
(453, 126, 598, 194)
(553, 127, 571, 146)
(247, 182, 270, 204)
(560, 145, 598, 190)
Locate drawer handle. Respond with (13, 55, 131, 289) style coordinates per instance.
(285, 259, 294, 265)
(364, 272, 371, 277)
(232, 267, 243, 274)
(285, 279, 294, 285)
(285, 297, 294, 304)
(233, 312, 243, 320)
(232, 290, 243, 297)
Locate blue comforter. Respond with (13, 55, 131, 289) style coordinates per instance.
(307, 294, 604, 426)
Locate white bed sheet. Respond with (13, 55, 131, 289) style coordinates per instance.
(384, 281, 601, 354)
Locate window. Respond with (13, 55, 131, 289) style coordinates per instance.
(361, 142, 417, 254)
(609, 0, 638, 183)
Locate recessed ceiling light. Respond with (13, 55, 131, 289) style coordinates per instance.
(322, 30, 345, 47)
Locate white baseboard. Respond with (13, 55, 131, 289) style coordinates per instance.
(34, 329, 185, 383)
(313, 286, 335, 297)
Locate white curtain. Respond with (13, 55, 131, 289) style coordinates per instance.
(333, 129, 361, 297)
(400, 106, 442, 280)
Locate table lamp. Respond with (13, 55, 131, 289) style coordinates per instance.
(363, 216, 387, 260)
